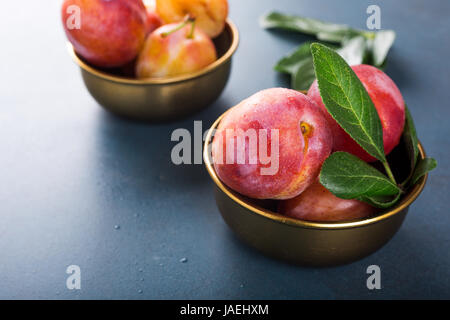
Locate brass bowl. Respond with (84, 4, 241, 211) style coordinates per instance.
(68, 20, 239, 121)
(204, 111, 428, 267)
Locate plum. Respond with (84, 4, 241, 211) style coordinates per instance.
(136, 20, 217, 78)
(156, 0, 228, 38)
(62, 0, 148, 68)
(212, 88, 333, 200)
(308, 64, 406, 162)
(143, 0, 162, 35)
(279, 180, 378, 222)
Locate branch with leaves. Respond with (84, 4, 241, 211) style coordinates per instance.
(310, 43, 436, 209)
(261, 12, 396, 90)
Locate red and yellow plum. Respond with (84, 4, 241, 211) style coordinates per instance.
(278, 180, 378, 222)
(308, 64, 405, 162)
(136, 22, 217, 78)
(62, 0, 148, 68)
(156, 0, 228, 38)
(212, 88, 333, 200)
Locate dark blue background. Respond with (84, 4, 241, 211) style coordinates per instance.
(0, 0, 448, 299)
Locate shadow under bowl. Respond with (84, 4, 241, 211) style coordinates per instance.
(68, 20, 239, 122)
(203, 111, 428, 267)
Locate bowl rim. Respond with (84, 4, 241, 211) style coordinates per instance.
(203, 108, 428, 230)
(67, 19, 239, 85)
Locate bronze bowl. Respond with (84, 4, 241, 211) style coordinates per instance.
(204, 110, 428, 267)
(68, 20, 239, 121)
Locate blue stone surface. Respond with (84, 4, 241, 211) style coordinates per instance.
(0, 0, 448, 299)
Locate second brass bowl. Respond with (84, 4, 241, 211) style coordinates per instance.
(69, 20, 239, 121)
(204, 111, 428, 267)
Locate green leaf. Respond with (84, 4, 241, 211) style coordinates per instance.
(336, 36, 367, 66)
(400, 106, 437, 187)
(357, 193, 402, 209)
(274, 37, 369, 91)
(291, 59, 316, 91)
(260, 12, 358, 43)
(367, 30, 396, 67)
(403, 105, 419, 172)
(311, 43, 386, 162)
(320, 152, 401, 200)
(274, 42, 317, 91)
(411, 157, 437, 185)
(262, 12, 396, 71)
(274, 42, 312, 74)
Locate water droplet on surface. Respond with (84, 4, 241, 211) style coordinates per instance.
(138, 289, 143, 294)
(240, 284, 245, 288)
(139, 268, 143, 273)
(114, 225, 120, 230)
(180, 258, 188, 263)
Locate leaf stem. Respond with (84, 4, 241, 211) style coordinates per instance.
(382, 160, 397, 186)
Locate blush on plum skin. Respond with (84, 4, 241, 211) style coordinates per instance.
(135, 23, 217, 79)
(308, 64, 406, 162)
(278, 180, 378, 222)
(212, 88, 333, 200)
(61, 0, 148, 68)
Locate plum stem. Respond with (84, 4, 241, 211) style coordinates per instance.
(161, 15, 196, 38)
(187, 19, 197, 39)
